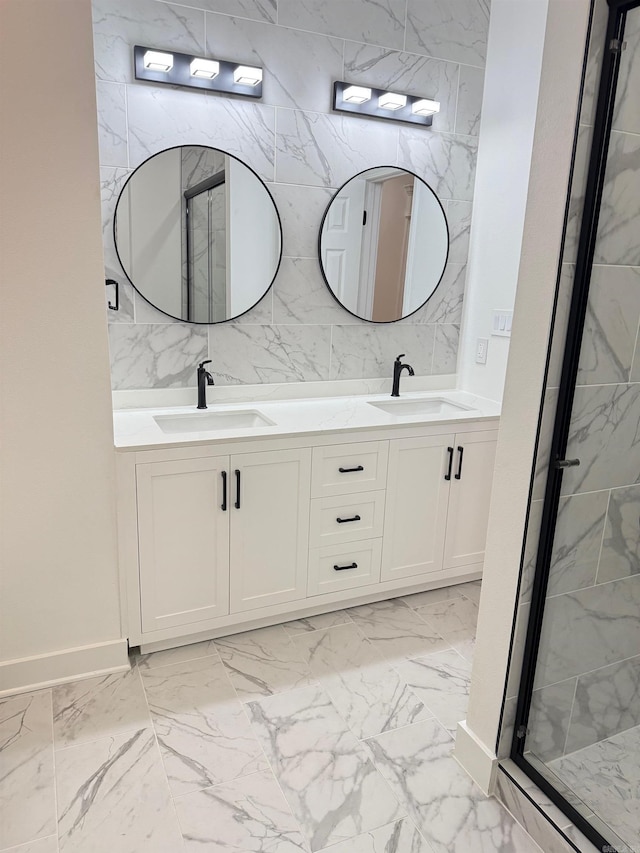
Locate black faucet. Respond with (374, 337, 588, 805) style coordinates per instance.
(391, 354, 414, 397)
(197, 360, 214, 409)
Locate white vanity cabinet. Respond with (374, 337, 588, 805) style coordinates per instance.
(135, 448, 311, 633)
(118, 418, 498, 652)
(136, 456, 230, 633)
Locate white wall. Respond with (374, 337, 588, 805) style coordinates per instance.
(459, 0, 552, 403)
(454, 0, 592, 791)
(0, 0, 126, 692)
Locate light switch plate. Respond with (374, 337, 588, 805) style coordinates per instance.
(491, 310, 513, 337)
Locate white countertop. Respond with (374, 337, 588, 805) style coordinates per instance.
(113, 389, 501, 451)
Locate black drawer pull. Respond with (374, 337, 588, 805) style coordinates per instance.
(445, 446, 454, 480)
(221, 470, 227, 511)
(334, 562, 358, 571)
(336, 514, 361, 524)
(338, 465, 364, 473)
(455, 446, 464, 480)
(235, 469, 241, 509)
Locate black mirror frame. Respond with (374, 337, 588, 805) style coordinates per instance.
(113, 144, 283, 325)
(317, 165, 450, 324)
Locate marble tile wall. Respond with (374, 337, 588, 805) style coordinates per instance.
(499, 0, 640, 792)
(92, 0, 489, 390)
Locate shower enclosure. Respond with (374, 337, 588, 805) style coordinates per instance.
(512, 1, 640, 851)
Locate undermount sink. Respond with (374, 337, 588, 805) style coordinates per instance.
(368, 397, 475, 417)
(154, 410, 275, 434)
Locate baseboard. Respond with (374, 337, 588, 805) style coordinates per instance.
(0, 639, 130, 697)
(453, 719, 499, 795)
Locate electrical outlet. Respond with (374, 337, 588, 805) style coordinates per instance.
(476, 337, 488, 364)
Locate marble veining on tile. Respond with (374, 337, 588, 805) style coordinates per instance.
(598, 484, 640, 582)
(550, 725, 640, 851)
(275, 109, 399, 189)
(346, 598, 450, 664)
(394, 648, 472, 735)
(398, 131, 479, 203)
(207, 324, 332, 385)
(126, 86, 276, 179)
(547, 492, 608, 596)
(52, 668, 149, 750)
(174, 768, 307, 852)
(273, 258, 355, 326)
(109, 323, 208, 390)
(534, 574, 640, 687)
(330, 325, 436, 382)
(297, 622, 430, 739)
(278, 0, 407, 50)
(200, 0, 277, 24)
(247, 685, 405, 851)
(318, 818, 434, 853)
(140, 656, 268, 796)
(416, 596, 479, 662)
(456, 66, 485, 136)
(366, 718, 541, 853)
(215, 624, 316, 701)
(564, 655, 640, 754)
(1, 837, 59, 853)
(95, 81, 127, 168)
(282, 610, 353, 636)
(400, 584, 466, 610)
(594, 130, 640, 267)
(136, 639, 220, 672)
(577, 265, 640, 385)
(56, 728, 183, 853)
(527, 679, 577, 763)
(92, 0, 205, 84)
(205, 13, 343, 112)
(0, 691, 55, 851)
(343, 43, 459, 134)
(405, 0, 490, 66)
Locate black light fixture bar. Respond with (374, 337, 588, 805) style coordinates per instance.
(332, 81, 439, 127)
(134, 45, 263, 98)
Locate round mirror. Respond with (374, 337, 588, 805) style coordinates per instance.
(114, 145, 282, 323)
(319, 167, 449, 322)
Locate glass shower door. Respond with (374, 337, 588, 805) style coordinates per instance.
(513, 3, 640, 851)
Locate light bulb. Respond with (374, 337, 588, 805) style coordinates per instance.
(412, 98, 440, 117)
(378, 92, 406, 111)
(143, 50, 174, 72)
(233, 65, 263, 86)
(190, 58, 220, 79)
(343, 85, 372, 104)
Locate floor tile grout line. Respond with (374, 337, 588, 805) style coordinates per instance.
(135, 662, 188, 853)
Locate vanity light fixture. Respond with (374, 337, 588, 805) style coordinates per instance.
(343, 85, 372, 104)
(412, 98, 440, 117)
(378, 92, 406, 111)
(233, 65, 263, 86)
(190, 57, 220, 79)
(333, 81, 440, 127)
(143, 50, 174, 72)
(134, 45, 263, 98)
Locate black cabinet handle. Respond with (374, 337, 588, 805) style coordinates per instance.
(336, 515, 361, 524)
(221, 471, 227, 511)
(234, 469, 241, 509)
(334, 562, 358, 571)
(455, 446, 464, 480)
(338, 465, 364, 473)
(445, 447, 454, 480)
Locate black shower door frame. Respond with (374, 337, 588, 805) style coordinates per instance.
(510, 1, 640, 851)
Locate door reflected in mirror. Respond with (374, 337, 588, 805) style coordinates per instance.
(114, 145, 282, 323)
(319, 167, 449, 322)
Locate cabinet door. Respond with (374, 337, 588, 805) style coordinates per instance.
(381, 435, 454, 582)
(444, 431, 498, 570)
(230, 448, 311, 613)
(136, 457, 230, 633)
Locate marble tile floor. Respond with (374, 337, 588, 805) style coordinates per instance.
(1, 580, 543, 852)
(549, 723, 640, 851)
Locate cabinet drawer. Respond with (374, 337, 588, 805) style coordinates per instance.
(311, 442, 388, 497)
(310, 491, 385, 547)
(308, 539, 382, 596)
